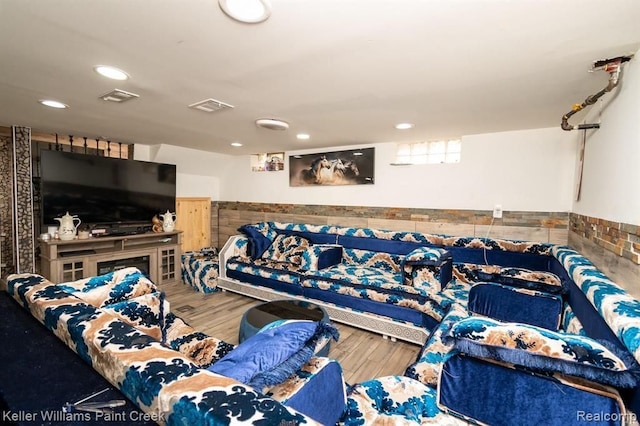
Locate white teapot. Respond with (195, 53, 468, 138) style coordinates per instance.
(160, 210, 176, 232)
(54, 212, 81, 241)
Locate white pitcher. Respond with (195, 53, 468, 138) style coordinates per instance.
(54, 212, 81, 241)
(160, 210, 176, 232)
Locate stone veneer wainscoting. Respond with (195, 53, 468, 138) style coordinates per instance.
(214, 201, 569, 249)
(569, 213, 640, 299)
(214, 202, 639, 297)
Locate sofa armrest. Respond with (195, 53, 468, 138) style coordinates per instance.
(265, 357, 347, 426)
(401, 247, 453, 291)
(218, 235, 251, 279)
(300, 245, 343, 270)
(447, 316, 640, 388)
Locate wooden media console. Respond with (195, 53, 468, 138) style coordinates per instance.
(39, 231, 182, 285)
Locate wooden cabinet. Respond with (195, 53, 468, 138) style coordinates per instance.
(176, 197, 211, 252)
(40, 232, 182, 285)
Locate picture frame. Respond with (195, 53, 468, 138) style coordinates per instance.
(289, 148, 374, 186)
(251, 152, 285, 172)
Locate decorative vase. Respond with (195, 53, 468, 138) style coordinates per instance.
(160, 210, 176, 232)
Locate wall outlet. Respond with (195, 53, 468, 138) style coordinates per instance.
(493, 204, 503, 219)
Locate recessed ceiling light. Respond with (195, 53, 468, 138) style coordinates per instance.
(296, 133, 310, 140)
(395, 123, 414, 130)
(219, 0, 271, 23)
(39, 99, 68, 109)
(231, 142, 243, 147)
(94, 65, 129, 81)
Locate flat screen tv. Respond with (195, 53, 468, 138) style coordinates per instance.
(40, 150, 176, 226)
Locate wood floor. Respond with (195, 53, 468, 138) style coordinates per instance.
(159, 280, 421, 385)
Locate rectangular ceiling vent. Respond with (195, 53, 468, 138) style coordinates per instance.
(188, 98, 234, 113)
(99, 89, 140, 103)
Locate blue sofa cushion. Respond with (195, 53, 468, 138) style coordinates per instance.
(475, 266, 563, 294)
(467, 283, 563, 330)
(438, 354, 626, 426)
(208, 320, 339, 390)
(238, 223, 279, 259)
(300, 245, 343, 270)
(448, 317, 640, 388)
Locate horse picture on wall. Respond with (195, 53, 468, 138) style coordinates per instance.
(289, 148, 374, 186)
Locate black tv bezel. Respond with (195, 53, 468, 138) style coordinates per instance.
(39, 150, 177, 227)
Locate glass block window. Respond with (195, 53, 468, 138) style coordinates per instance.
(396, 139, 461, 164)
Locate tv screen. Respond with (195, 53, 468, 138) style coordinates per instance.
(40, 150, 176, 226)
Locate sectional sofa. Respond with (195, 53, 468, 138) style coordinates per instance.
(217, 221, 640, 424)
(7, 220, 640, 424)
(5, 268, 346, 425)
(219, 222, 563, 342)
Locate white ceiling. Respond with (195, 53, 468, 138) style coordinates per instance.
(1, 0, 639, 155)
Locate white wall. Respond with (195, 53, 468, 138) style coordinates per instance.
(215, 127, 576, 212)
(134, 128, 577, 212)
(572, 50, 640, 226)
(134, 144, 226, 200)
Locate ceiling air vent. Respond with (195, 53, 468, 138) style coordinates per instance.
(188, 98, 234, 113)
(99, 89, 140, 103)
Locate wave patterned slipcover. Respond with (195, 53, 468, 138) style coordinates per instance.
(181, 248, 219, 293)
(6, 269, 347, 425)
(553, 246, 640, 364)
(339, 375, 466, 425)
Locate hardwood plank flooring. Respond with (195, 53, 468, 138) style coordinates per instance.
(160, 280, 421, 385)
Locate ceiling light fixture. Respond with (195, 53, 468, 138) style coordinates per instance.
(231, 142, 243, 147)
(395, 122, 414, 130)
(94, 65, 130, 81)
(296, 133, 310, 140)
(255, 118, 289, 131)
(39, 99, 68, 109)
(219, 0, 271, 24)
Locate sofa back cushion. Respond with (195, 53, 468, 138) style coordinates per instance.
(262, 234, 312, 264)
(238, 223, 279, 258)
(467, 283, 563, 330)
(474, 266, 563, 294)
(342, 248, 403, 273)
(101, 291, 168, 341)
(58, 267, 157, 308)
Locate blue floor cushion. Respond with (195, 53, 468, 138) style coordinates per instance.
(208, 319, 339, 391)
